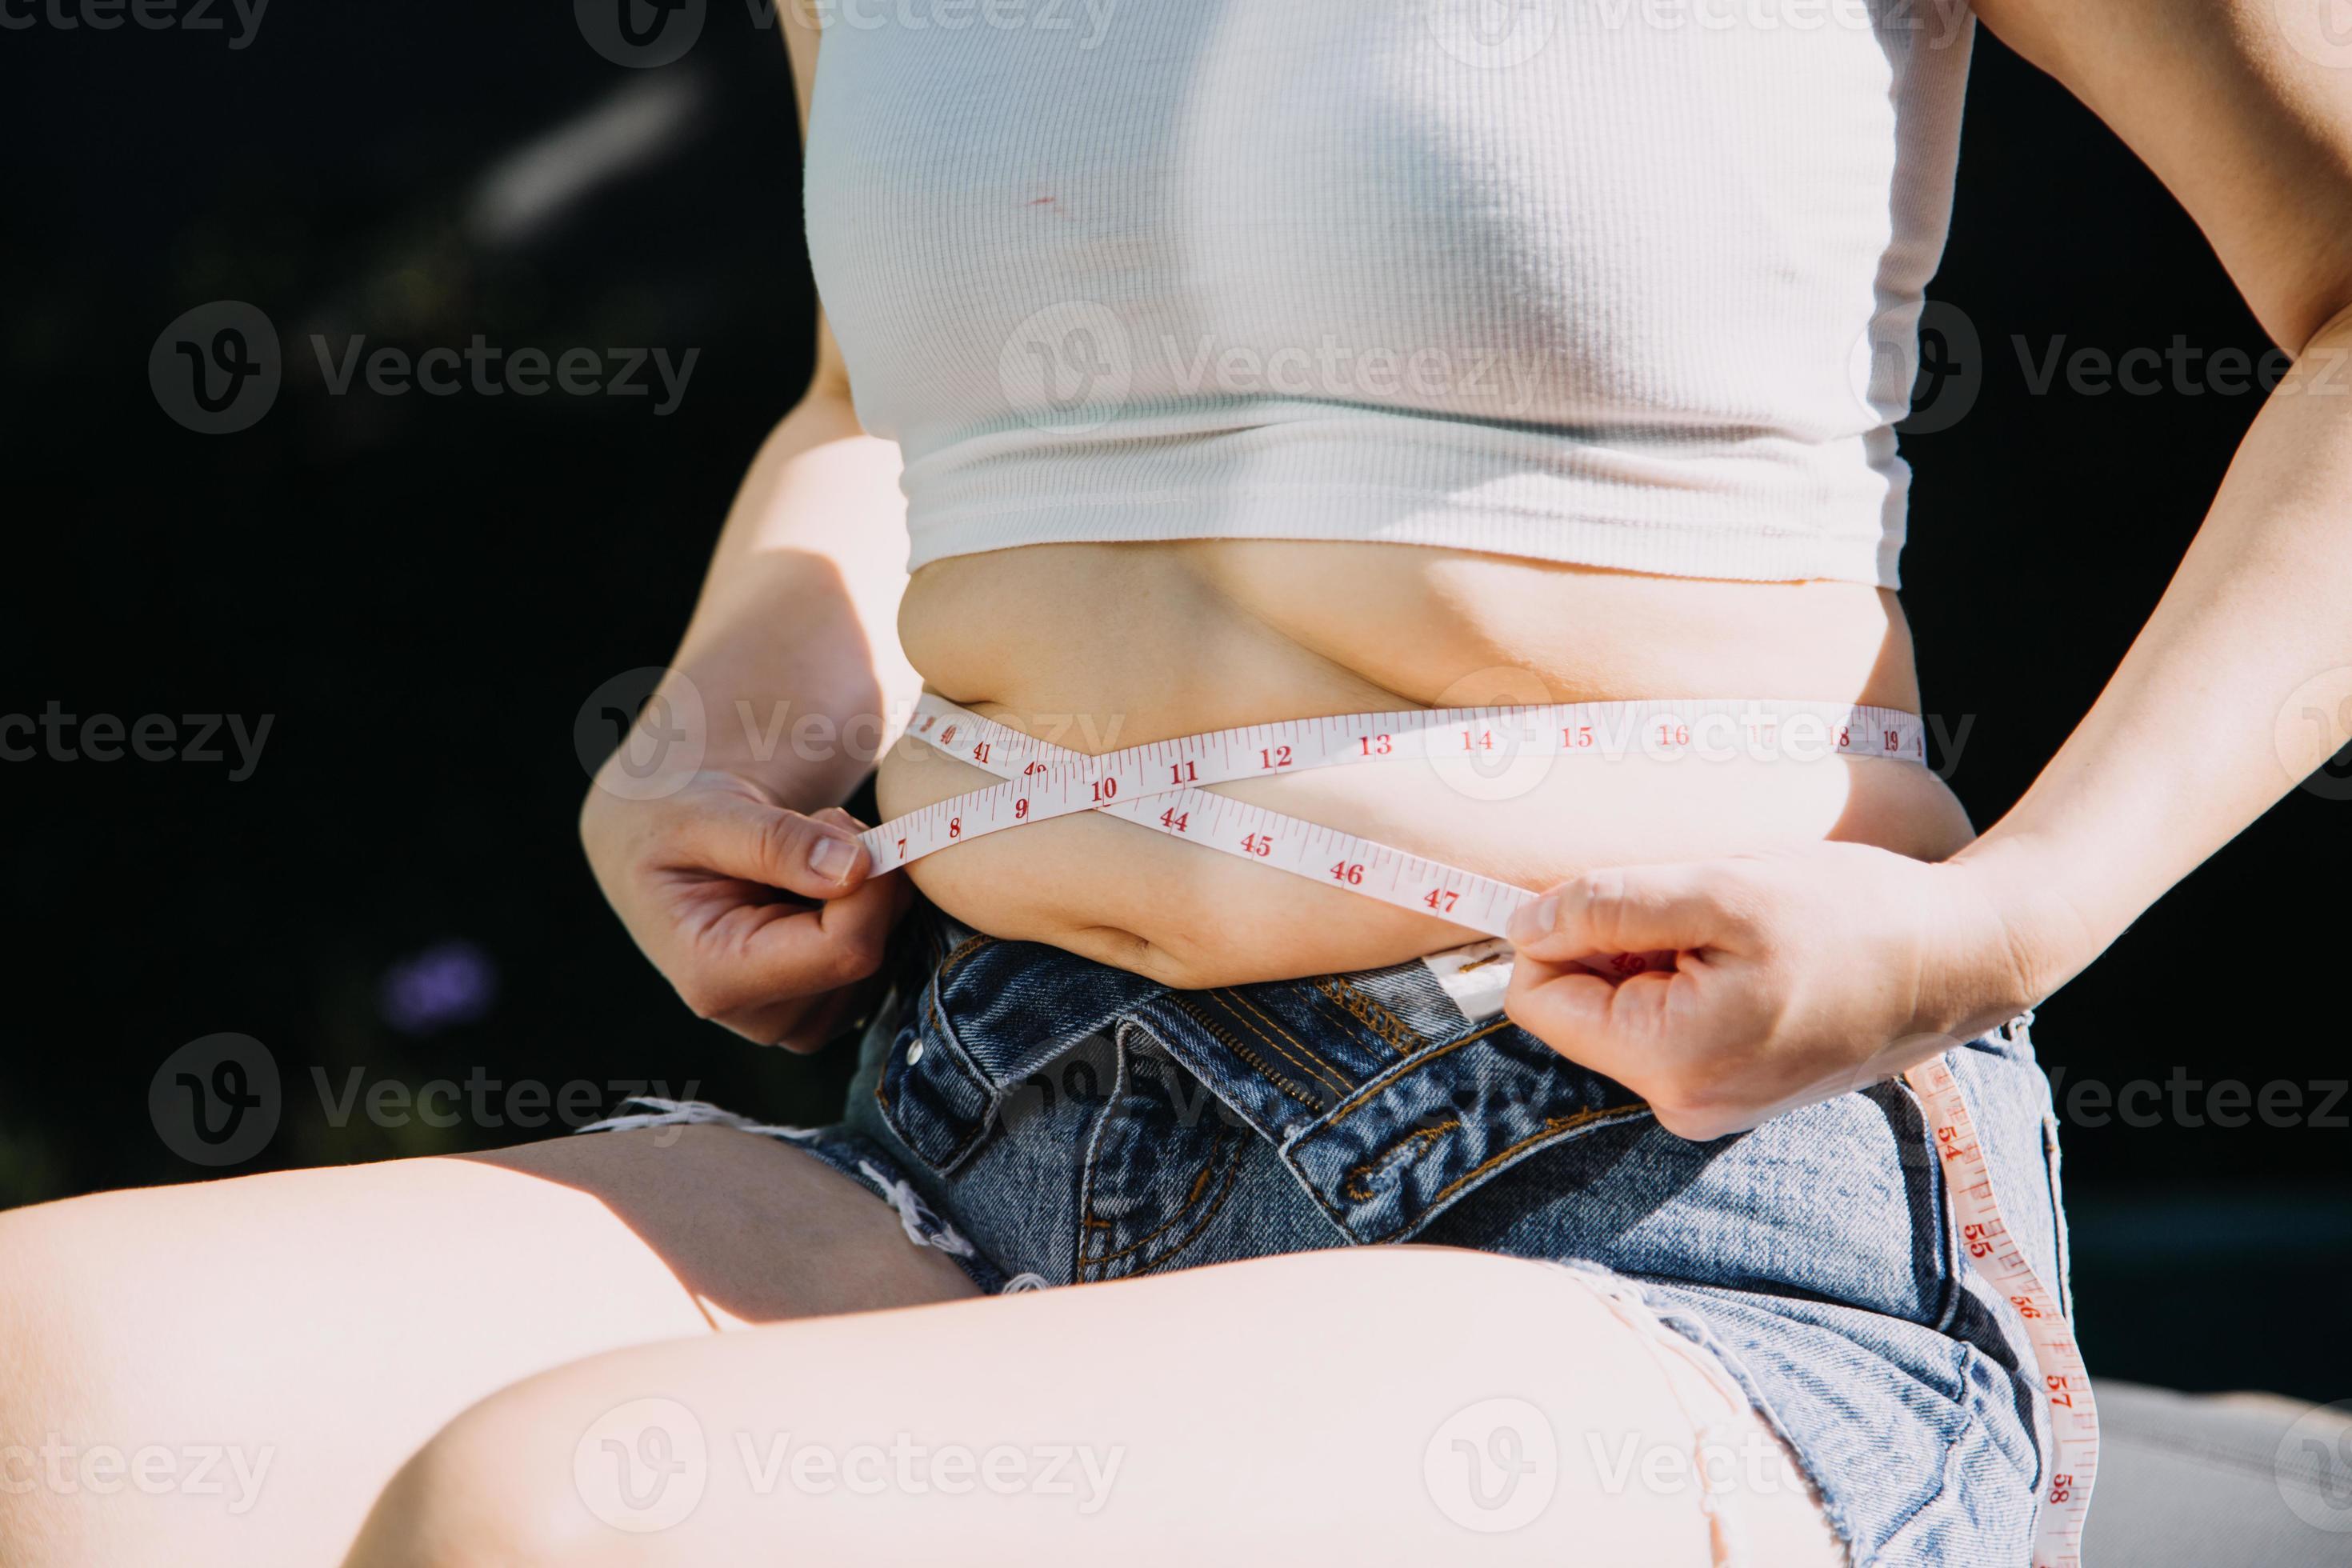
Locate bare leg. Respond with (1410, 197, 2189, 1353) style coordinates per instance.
(345, 1247, 1845, 1567)
(0, 1127, 976, 1568)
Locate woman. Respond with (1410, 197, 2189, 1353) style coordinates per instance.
(6, 2, 2350, 1562)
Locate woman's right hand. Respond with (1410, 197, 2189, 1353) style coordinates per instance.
(580, 770, 908, 1049)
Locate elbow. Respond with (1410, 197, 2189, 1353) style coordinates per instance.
(2291, 292, 2352, 360)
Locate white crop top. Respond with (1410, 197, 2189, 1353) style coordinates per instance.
(803, 2, 1976, 588)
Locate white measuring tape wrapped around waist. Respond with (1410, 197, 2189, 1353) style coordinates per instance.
(858, 692, 2097, 1564)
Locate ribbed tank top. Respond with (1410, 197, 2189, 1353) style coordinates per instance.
(805, 2, 1975, 588)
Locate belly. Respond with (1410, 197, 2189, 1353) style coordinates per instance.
(877, 541, 1974, 988)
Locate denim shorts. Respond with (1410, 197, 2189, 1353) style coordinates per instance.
(594, 900, 2074, 1565)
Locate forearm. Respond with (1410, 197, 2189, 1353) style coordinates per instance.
(662, 384, 916, 809)
(1954, 304, 2352, 1005)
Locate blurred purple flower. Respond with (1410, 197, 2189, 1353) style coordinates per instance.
(378, 941, 499, 1034)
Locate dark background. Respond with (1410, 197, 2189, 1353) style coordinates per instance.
(2, 6, 2345, 1402)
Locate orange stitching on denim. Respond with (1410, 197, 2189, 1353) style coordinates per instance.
(1221, 988, 1350, 1092)
(1186, 1162, 1216, 1209)
(1089, 1128, 1237, 1269)
(1312, 976, 1425, 1056)
(1342, 1118, 1460, 1202)
(874, 992, 994, 1170)
(1372, 1102, 1649, 1237)
(1169, 996, 1322, 1110)
(1324, 1018, 1516, 1128)
(1131, 1154, 1244, 1278)
(938, 933, 994, 978)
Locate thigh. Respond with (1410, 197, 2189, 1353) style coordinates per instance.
(347, 1246, 1846, 1567)
(0, 1126, 975, 1568)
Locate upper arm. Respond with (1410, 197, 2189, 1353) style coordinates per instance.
(1972, 0, 2352, 352)
(782, 6, 854, 401)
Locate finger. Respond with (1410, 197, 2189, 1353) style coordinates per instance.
(714, 993, 821, 1050)
(674, 873, 900, 1020)
(717, 982, 869, 1052)
(1505, 862, 1766, 962)
(1502, 958, 1676, 1064)
(668, 794, 871, 899)
(1505, 954, 1774, 1140)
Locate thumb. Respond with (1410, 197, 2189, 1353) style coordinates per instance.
(670, 793, 872, 898)
(1505, 862, 1764, 962)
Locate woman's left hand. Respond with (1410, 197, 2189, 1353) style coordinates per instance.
(1502, 842, 2037, 1141)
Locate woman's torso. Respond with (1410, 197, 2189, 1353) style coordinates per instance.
(818, 4, 1982, 983)
(876, 542, 1974, 986)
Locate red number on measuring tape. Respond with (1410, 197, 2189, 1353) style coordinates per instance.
(1658, 723, 1690, 746)
(1160, 809, 1190, 833)
(1424, 888, 1458, 913)
(1170, 761, 1198, 785)
(1330, 862, 1364, 885)
(946, 817, 961, 838)
(1240, 834, 1272, 857)
(972, 742, 990, 764)
(1462, 730, 1494, 750)
(1014, 799, 1029, 820)
(1564, 724, 1593, 747)
(1261, 746, 1292, 769)
(1091, 778, 1118, 802)
(1359, 734, 1393, 756)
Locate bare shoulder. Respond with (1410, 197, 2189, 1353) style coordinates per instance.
(1970, 0, 2352, 351)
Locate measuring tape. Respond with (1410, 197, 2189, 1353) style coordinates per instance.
(858, 691, 2096, 1563)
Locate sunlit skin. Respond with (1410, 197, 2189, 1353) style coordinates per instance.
(5, 2, 2351, 1564)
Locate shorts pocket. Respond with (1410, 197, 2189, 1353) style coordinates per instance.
(2041, 1110, 2075, 1322)
(1274, 1021, 1650, 1244)
(1076, 1032, 1253, 1282)
(871, 986, 996, 1178)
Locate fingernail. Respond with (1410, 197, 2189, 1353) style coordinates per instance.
(1507, 893, 1558, 947)
(810, 833, 862, 882)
